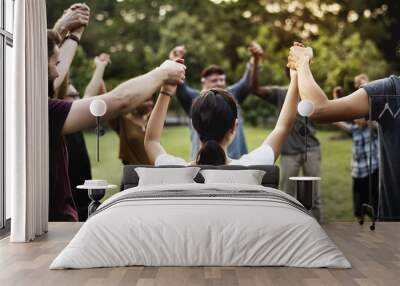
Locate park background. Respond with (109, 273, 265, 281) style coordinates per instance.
(47, 0, 400, 222)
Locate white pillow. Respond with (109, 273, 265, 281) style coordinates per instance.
(200, 169, 266, 185)
(135, 167, 200, 186)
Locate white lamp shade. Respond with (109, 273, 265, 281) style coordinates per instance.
(90, 99, 107, 117)
(297, 100, 314, 117)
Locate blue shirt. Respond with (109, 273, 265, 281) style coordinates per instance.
(176, 65, 252, 160)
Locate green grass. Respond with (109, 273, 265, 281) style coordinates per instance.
(84, 126, 354, 223)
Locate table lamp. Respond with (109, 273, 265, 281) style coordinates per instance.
(89, 99, 107, 162)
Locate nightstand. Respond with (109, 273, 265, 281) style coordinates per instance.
(77, 180, 116, 216)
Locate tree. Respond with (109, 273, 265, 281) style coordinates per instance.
(148, 11, 227, 87)
(310, 32, 389, 95)
(46, 1, 395, 126)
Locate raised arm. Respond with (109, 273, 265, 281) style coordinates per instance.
(264, 69, 299, 161)
(288, 44, 369, 122)
(254, 85, 287, 106)
(175, 82, 200, 115)
(84, 53, 111, 98)
(53, 3, 90, 40)
(229, 64, 251, 104)
(62, 60, 186, 134)
(168, 45, 200, 115)
(53, 4, 90, 89)
(144, 84, 177, 164)
(251, 42, 288, 106)
(54, 37, 79, 89)
(83, 55, 120, 132)
(249, 41, 264, 94)
(99, 81, 107, 94)
(229, 42, 263, 104)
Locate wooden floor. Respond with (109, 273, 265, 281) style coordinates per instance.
(0, 222, 399, 286)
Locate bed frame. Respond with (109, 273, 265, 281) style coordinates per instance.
(121, 165, 280, 190)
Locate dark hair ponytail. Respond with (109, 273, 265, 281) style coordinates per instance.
(191, 88, 238, 165)
(196, 139, 226, 165)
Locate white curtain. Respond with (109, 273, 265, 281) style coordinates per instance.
(8, 0, 48, 242)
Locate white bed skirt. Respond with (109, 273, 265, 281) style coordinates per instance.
(50, 183, 351, 269)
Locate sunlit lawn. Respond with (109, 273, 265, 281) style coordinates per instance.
(84, 126, 353, 223)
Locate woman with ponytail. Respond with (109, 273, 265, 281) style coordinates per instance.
(145, 67, 300, 166)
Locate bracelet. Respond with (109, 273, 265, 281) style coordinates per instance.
(58, 28, 69, 41)
(67, 33, 80, 44)
(160, 91, 172, 97)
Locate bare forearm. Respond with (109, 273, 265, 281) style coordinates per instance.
(264, 74, 299, 160)
(61, 95, 120, 134)
(84, 65, 107, 97)
(62, 69, 166, 134)
(99, 81, 107, 94)
(107, 68, 165, 114)
(144, 94, 171, 164)
(297, 60, 369, 122)
(54, 39, 78, 89)
(62, 90, 145, 135)
(145, 95, 170, 143)
(253, 86, 280, 105)
(250, 58, 260, 93)
(274, 75, 298, 131)
(62, 59, 185, 135)
(297, 59, 329, 106)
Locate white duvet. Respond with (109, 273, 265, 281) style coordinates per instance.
(50, 183, 351, 269)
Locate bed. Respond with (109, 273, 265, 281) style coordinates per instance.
(50, 165, 350, 269)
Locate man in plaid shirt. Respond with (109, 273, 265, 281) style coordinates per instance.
(351, 121, 379, 178)
(334, 75, 379, 219)
(335, 119, 379, 219)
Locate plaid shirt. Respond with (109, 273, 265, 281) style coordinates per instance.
(351, 124, 379, 178)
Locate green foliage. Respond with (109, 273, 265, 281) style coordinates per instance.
(242, 97, 276, 127)
(236, 25, 289, 86)
(150, 11, 228, 86)
(47, 1, 396, 125)
(310, 32, 389, 95)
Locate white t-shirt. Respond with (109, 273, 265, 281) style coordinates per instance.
(155, 144, 275, 166)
